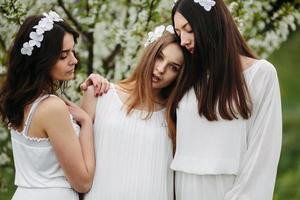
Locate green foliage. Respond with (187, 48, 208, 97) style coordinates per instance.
(0, 0, 299, 199)
(270, 30, 300, 200)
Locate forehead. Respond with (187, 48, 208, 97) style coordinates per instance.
(62, 33, 75, 48)
(174, 11, 189, 28)
(161, 43, 184, 64)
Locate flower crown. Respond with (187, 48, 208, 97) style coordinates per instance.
(193, 0, 216, 11)
(173, 0, 216, 12)
(144, 25, 175, 47)
(21, 11, 63, 56)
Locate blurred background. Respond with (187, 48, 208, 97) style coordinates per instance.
(0, 0, 299, 199)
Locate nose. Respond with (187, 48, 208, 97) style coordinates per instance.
(180, 32, 190, 48)
(70, 51, 78, 65)
(156, 62, 167, 74)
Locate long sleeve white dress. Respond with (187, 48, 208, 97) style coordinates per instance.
(171, 59, 282, 200)
(84, 84, 174, 200)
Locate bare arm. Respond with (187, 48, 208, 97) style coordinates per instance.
(80, 86, 98, 121)
(40, 96, 95, 193)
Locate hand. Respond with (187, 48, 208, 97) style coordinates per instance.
(80, 73, 110, 97)
(64, 99, 91, 125)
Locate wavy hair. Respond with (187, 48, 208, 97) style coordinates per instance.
(0, 15, 79, 129)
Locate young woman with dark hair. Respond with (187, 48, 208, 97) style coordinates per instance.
(168, 0, 282, 199)
(0, 11, 95, 199)
(81, 29, 186, 200)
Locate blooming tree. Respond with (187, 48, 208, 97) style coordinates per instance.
(0, 0, 299, 197)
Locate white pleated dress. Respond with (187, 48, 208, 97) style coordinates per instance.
(10, 95, 80, 200)
(172, 60, 282, 200)
(84, 84, 174, 200)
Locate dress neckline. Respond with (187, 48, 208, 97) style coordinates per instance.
(110, 83, 166, 114)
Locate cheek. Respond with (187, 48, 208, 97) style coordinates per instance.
(50, 63, 65, 79)
(189, 33, 195, 43)
(165, 71, 178, 83)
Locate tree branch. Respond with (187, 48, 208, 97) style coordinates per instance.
(102, 44, 122, 71)
(0, 35, 7, 54)
(57, 0, 88, 37)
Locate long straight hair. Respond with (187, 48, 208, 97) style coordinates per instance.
(0, 15, 79, 129)
(170, 0, 256, 126)
(118, 33, 186, 146)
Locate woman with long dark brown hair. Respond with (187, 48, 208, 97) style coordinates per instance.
(81, 28, 186, 200)
(0, 11, 95, 199)
(168, 0, 282, 199)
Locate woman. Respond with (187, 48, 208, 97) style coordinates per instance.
(0, 11, 95, 199)
(81, 29, 186, 200)
(168, 0, 282, 199)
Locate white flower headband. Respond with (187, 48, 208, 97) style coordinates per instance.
(144, 25, 175, 47)
(21, 11, 63, 56)
(193, 0, 216, 11)
(173, 0, 216, 12)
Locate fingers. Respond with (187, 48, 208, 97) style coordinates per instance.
(80, 82, 87, 91)
(80, 73, 110, 96)
(98, 79, 110, 96)
(80, 73, 96, 92)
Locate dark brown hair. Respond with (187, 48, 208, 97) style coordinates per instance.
(169, 0, 256, 133)
(0, 15, 79, 129)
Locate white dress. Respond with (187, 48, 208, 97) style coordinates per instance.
(10, 95, 80, 200)
(171, 60, 282, 200)
(84, 84, 174, 200)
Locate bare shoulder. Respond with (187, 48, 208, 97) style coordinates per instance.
(37, 95, 69, 118)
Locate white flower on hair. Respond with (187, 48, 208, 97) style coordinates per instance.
(44, 11, 63, 22)
(21, 42, 34, 56)
(21, 10, 64, 56)
(144, 25, 166, 47)
(34, 18, 54, 34)
(28, 32, 44, 48)
(194, 0, 216, 11)
(166, 25, 175, 34)
(172, 0, 177, 8)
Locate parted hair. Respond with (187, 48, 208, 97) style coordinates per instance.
(0, 15, 79, 129)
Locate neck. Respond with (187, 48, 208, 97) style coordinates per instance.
(152, 88, 165, 106)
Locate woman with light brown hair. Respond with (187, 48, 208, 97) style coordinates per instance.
(81, 27, 186, 200)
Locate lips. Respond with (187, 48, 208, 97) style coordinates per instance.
(67, 68, 75, 74)
(188, 48, 194, 53)
(152, 74, 161, 83)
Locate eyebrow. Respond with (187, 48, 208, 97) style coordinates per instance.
(61, 44, 75, 53)
(161, 52, 182, 68)
(61, 47, 75, 53)
(170, 62, 182, 68)
(61, 49, 70, 53)
(175, 23, 189, 31)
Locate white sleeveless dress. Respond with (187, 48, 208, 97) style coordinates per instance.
(84, 84, 174, 200)
(10, 95, 80, 200)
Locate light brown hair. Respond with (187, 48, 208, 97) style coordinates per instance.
(118, 32, 186, 146)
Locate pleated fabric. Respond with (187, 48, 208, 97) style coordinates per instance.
(84, 84, 173, 200)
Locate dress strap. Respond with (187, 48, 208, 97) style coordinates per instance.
(23, 94, 51, 136)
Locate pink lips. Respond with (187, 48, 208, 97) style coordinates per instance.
(152, 74, 161, 83)
(67, 68, 75, 74)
